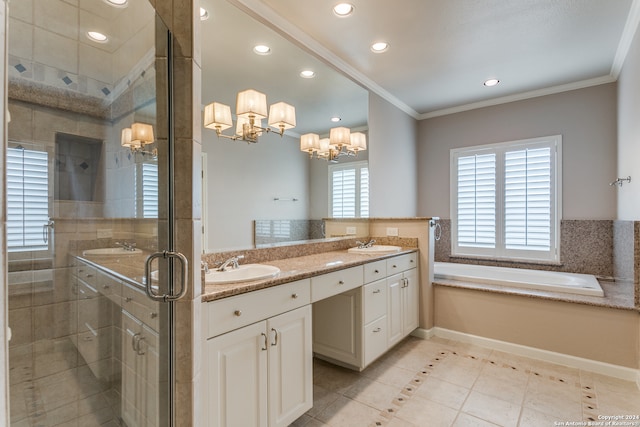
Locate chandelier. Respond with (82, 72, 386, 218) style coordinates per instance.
(121, 122, 157, 156)
(300, 127, 366, 162)
(204, 89, 296, 143)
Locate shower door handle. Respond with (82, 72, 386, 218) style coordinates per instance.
(144, 251, 189, 302)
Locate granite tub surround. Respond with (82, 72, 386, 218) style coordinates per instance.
(435, 219, 617, 277)
(435, 218, 640, 309)
(200, 241, 419, 302)
(432, 277, 637, 312)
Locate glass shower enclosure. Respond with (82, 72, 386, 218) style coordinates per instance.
(5, 1, 179, 425)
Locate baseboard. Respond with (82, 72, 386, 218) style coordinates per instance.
(411, 327, 640, 387)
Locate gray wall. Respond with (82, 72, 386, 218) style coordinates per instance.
(617, 21, 640, 221)
(368, 93, 418, 217)
(202, 131, 310, 251)
(417, 83, 618, 220)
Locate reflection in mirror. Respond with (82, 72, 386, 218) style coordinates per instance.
(6, 1, 162, 426)
(201, 0, 369, 252)
(7, 0, 158, 220)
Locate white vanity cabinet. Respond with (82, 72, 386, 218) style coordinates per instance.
(387, 260, 419, 347)
(203, 279, 313, 427)
(313, 252, 419, 370)
(73, 257, 160, 427)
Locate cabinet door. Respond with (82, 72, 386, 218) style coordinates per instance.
(387, 273, 403, 347)
(120, 310, 160, 427)
(267, 306, 313, 427)
(402, 269, 419, 335)
(205, 321, 268, 427)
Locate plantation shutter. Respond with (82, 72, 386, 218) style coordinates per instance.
(142, 162, 159, 218)
(6, 147, 49, 252)
(360, 167, 370, 218)
(329, 161, 369, 218)
(331, 168, 356, 218)
(504, 147, 551, 251)
(456, 153, 496, 248)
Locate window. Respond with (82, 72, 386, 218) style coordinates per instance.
(137, 161, 158, 218)
(329, 161, 369, 218)
(450, 135, 561, 262)
(6, 146, 50, 252)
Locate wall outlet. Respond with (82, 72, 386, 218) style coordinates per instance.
(386, 227, 399, 237)
(97, 228, 112, 239)
(346, 226, 357, 235)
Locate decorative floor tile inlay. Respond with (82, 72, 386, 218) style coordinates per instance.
(301, 337, 640, 427)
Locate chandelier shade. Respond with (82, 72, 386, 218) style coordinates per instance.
(236, 89, 268, 119)
(204, 102, 233, 131)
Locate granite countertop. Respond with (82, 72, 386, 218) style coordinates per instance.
(201, 248, 418, 302)
(433, 277, 637, 312)
(76, 252, 150, 290)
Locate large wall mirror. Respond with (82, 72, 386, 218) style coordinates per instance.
(201, 0, 369, 252)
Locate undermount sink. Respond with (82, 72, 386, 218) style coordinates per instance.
(82, 247, 143, 256)
(205, 264, 280, 285)
(347, 245, 402, 255)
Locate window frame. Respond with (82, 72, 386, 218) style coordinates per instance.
(328, 160, 369, 218)
(450, 135, 562, 263)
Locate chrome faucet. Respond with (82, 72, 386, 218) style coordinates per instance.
(201, 261, 210, 274)
(355, 239, 376, 249)
(217, 255, 245, 272)
(116, 241, 137, 251)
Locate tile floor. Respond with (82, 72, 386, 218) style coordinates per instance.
(292, 336, 640, 427)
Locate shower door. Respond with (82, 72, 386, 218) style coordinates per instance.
(6, 1, 182, 426)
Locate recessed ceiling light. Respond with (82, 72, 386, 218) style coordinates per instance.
(253, 45, 271, 55)
(300, 70, 316, 78)
(484, 78, 500, 87)
(200, 7, 210, 20)
(87, 31, 108, 43)
(370, 42, 389, 53)
(104, 0, 127, 7)
(333, 3, 354, 17)
(331, 116, 341, 122)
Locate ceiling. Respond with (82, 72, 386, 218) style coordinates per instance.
(200, 0, 369, 136)
(222, 0, 639, 120)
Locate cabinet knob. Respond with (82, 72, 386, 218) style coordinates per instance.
(150, 312, 158, 319)
(392, 265, 397, 269)
(373, 289, 381, 294)
(410, 259, 414, 263)
(338, 280, 344, 285)
(234, 310, 242, 317)
(374, 269, 379, 273)
(125, 297, 132, 303)
(291, 293, 298, 299)
(103, 284, 110, 289)
(373, 327, 382, 333)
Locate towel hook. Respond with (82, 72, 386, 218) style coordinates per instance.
(609, 176, 631, 187)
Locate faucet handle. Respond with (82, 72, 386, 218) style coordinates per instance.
(201, 261, 210, 273)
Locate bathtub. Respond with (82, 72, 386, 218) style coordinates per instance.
(433, 262, 604, 297)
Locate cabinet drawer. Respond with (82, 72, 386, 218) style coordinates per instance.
(363, 280, 387, 324)
(364, 316, 388, 366)
(386, 253, 417, 274)
(363, 260, 387, 284)
(311, 266, 363, 302)
(75, 263, 98, 287)
(206, 279, 311, 339)
(122, 284, 160, 332)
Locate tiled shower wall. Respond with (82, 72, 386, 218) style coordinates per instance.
(434, 219, 639, 283)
